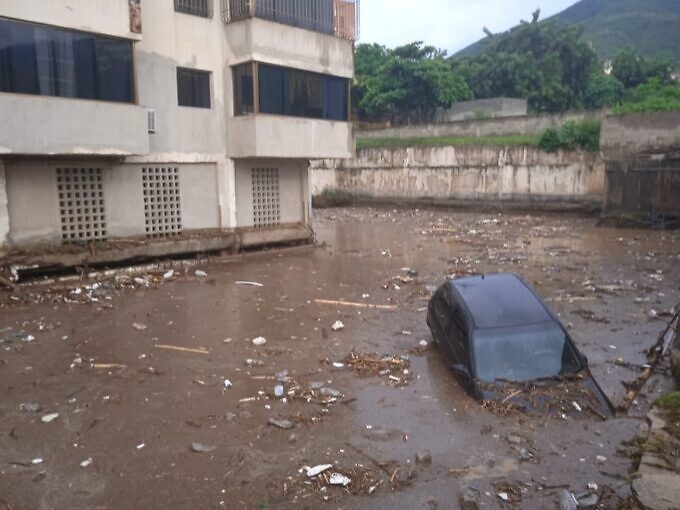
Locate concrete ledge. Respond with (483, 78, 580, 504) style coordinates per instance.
(312, 193, 602, 214)
(1, 225, 313, 277)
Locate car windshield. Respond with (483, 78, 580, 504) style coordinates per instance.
(473, 322, 583, 383)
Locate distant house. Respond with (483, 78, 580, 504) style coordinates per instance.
(672, 71, 680, 82)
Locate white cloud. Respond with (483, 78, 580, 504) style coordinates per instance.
(360, 0, 580, 54)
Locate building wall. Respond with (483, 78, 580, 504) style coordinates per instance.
(0, 0, 354, 251)
(4, 161, 222, 246)
(0, 162, 10, 248)
(235, 159, 307, 227)
(601, 112, 680, 218)
(359, 110, 605, 140)
(0, 0, 138, 39)
(311, 145, 605, 206)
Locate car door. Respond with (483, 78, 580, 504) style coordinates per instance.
(447, 306, 469, 367)
(430, 288, 454, 355)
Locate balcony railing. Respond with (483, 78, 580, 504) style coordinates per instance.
(221, 0, 359, 41)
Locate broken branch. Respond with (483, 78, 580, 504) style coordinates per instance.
(315, 299, 397, 311)
(154, 344, 210, 355)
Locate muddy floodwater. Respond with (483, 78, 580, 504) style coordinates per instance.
(1, 207, 678, 509)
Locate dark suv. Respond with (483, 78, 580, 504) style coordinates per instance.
(427, 273, 614, 417)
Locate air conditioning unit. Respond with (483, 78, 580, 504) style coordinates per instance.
(147, 109, 157, 134)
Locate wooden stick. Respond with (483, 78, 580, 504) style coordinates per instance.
(92, 363, 127, 369)
(502, 389, 523, 403)
(154, 344, 210, 355)
(315, 299, 397, 311)
(618, 308, 679, 412)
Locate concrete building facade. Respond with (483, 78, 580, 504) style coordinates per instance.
(0, 0, 357, 261)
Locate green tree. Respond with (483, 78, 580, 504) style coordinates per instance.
(583, 72, 625, 109)
(612, 49, 674, 88)
(451, 18, 598, 112)
(356, 42, 472, 120)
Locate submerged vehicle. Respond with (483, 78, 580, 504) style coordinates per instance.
(426, 273, 614, 417)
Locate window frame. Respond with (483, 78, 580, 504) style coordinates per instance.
(231, 61, 350, 122)
(174, 0, 213, 18)
(0, 16, 136, 105)
(176, 66, 212, 109)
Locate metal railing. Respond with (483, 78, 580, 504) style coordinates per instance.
(221, 0, 359, 41)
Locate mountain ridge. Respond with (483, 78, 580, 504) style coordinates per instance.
(454, 0, 680, 61)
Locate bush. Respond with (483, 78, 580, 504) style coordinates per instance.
(613, 78, 680, 114)
(539, 119, 601, 152)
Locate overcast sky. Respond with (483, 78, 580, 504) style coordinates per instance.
(360, 0, 581, 54)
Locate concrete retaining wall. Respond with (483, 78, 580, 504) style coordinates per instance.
(601, 112, 680, 219)
(358, 110, 605, 140)
(311, 145, 604, 206)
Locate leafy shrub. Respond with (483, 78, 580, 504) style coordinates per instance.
(539, 119, 601, 152)
(613, 78, 680, 114)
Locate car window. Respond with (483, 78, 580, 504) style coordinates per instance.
(473, 322, 582, 383)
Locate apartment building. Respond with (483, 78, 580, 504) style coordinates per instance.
(0, 0, 357, 263)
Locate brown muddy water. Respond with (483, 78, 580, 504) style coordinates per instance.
(0, 207, 678, 509)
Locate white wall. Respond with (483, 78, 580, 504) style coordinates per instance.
(225, 17, 354, 78)
(235, 159, 307, 227)
(0, 94, 149, 156)
(0, 0, 138, 40)
(311, 145, 605, 204)
(0, 162, 9, 247)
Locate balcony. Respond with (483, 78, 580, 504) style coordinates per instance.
(0, 94, 150, 157)
(222, 0, 359, 41)
(228, 115, 353, 159)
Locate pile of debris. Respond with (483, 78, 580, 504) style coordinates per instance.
(343, 351, 412, 387)
(284, 464, 382, 501)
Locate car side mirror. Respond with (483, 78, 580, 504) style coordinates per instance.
(449, 363, 471, 380)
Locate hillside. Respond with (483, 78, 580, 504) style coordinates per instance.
(455, 0, 680, 61)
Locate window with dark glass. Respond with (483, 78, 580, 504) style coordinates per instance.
(233, 63, 254, 115)
(177, 68, 211, 108)
(232, 62, 349, 121)
(0, 18, 134, 103)
(174, 0, 211, 18)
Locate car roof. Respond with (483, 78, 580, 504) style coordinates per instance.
(449, 273, 553, 329)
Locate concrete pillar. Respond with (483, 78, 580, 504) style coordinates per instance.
(0, 161, 9, 247)
(220, 158, 237, 229)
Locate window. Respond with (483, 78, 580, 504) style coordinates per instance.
(232, 62, 349, 121)
(0, 18, 134, 103)
(174, 0, 211, 18)
(177, 68, 211, 108)
(473, 322, 583, 383)
(233, 63, 254, 115)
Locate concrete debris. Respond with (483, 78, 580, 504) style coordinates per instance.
(302, 464, 333, 477)
(31, 458, 44, 465)
(418, 339, 428, 347)
(40, 413, 59, 423)
(163, 270, 174, 279)
(195, 270, 208, 278)
(245, 358, 265, 367)
(506, 435, 522, 445)
(319, 387, 343, 398)
(576, 493, 599, 507)
(329, 472, 352, 486)
(80, 458, 93, 468)
(595, 455, 607, 464)
(191, 443, 216, 453)
(572, 401, 582, 412)
(647, 309, 658, 319)
(497, 492, 509, 501)
(332, 362, 345, 369)
(415, 450, 432, 465)
(587, 483, 598, 492)
(331, 320, 345, 331)
(223, 379, 233, 389)
(557, 489, 578, 510)
(252, 336, 267, 346)
(519, 448, 533, 461)
(132, 323, 147, 331)
(268, 417, 294, 430)
(19, 403, 41, 413)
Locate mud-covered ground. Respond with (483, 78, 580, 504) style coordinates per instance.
(1, 207, 678, 510)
